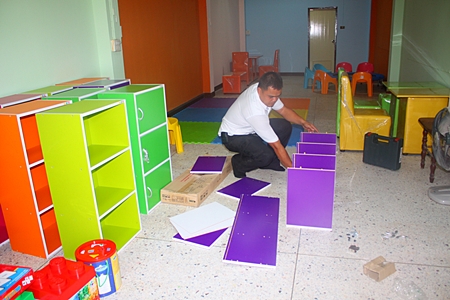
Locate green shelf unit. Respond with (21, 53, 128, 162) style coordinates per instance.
(95, 84, 172, 214)
(43, 88, 106, 103)
(36, 100, 141, 260)
(22, 85, 73, 97)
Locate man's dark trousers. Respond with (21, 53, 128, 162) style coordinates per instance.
(221, 118, 295, 177)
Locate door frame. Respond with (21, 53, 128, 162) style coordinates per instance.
(307, 7, 338, 70)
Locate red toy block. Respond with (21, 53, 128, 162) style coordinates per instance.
(27, 257, 99, 300)
(0, 264, 33, 300)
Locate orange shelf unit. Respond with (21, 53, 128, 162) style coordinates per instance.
(0, 100, 70, 258)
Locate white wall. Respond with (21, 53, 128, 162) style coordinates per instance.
(0, 0, 123, 97)
(208, 0, 241, 89)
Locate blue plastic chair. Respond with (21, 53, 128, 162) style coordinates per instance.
(313, 63, 331, 73)
(304, 67, 315, 89)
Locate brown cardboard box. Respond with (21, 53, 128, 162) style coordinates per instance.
(160, 157, 231, 207)
(363, 256, 396, 282)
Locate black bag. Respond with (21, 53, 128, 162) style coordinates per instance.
(363, 132, 403, 170)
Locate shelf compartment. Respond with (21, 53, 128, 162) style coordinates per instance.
(30, 163, 53, 213)
(40, 208, 62, 255)
(93, 150, 136, 217)
(83, 103, 129, 156)
(21, 114, 44, 164)
(88, 144, 128, 169)
(144, 160, 172, 211)
(100, 193, 140, 251)
(140, 124, 170, 174)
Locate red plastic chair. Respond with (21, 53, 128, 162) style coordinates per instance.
(351, 71, 373, 97)
(232, 52, 250, 85)
(259, 49, 279, 77)
(312, 70, 337, 94)
(335, 62, 352, 73)
(356, 62, 374, 73)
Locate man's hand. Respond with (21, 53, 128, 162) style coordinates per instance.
(301, 120, 318, 133)
(275, 105, 318, 132)
(268, 140, 292, 168)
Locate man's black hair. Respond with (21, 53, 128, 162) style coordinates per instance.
(258, 71, 283, 91)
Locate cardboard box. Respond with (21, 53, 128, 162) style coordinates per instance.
(0, 264, 33, 300)
(363, 256, 396, 282)
(161, 157, 231, 207)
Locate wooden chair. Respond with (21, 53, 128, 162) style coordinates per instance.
(419, 118, 436, 182)
(259, 49, 279, 77)
(232, 52, 250, 85)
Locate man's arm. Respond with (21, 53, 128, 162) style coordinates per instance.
(275, 105, 318, 132)
(268, 140, 292, 168)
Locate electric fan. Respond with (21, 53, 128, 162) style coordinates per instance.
(428, 106, 450, 205)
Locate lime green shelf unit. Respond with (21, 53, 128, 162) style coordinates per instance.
(95, 84, 172, 214)
(43, 88, 106, 103)
(36, 100, 141, 260)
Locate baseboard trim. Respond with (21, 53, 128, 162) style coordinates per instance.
(168, 91, 215, 116)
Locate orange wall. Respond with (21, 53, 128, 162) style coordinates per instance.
(118, 0, 209, 111)
(369, 0, 393, 79)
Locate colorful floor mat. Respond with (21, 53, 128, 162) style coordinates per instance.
(177, 98, 310, 146)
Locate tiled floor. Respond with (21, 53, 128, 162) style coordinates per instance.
(2, 76, 450, 299)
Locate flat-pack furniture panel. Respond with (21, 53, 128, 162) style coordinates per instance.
(287, 133, 337, 230)
(287, 167, 335, 229)
(223, 194, 279, 268)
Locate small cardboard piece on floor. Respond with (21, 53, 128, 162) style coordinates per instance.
(161, 156, 231, 207)
(363, 256, 396, 282)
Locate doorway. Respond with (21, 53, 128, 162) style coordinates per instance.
(308, 7, 337, 71)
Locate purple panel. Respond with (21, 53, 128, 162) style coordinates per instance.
(300, 132, 337, 144)
(0, 94, 41, 108)
(292, 153, 336, 170)
(173, 228, 227, 248)
(190, 156, 227, 174)
(75, 79, 130, 89)
(296, 142, 337, 155)
(287, 168, 335, 229)
(217, 177, 270, 200)
(223, 194, 279, 267)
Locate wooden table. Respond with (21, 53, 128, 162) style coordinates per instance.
(418, 117, 436, 183)
(383, 81, 447, 89)
(387, 86, 449, 154)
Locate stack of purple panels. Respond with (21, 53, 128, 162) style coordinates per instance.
(287, 132, 337, 230)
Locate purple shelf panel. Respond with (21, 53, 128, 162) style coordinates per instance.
(75, 79, 130, 89)
(292, 153, 336, 170)
(190, 156, 227, 174)
(216, 177, 270, 200)
(300, 132, 337, 144)
(0, 94, 41, 108)
(287, 168, 335, 229)
(296, 142, 337, 156)
(223, 194, 279, 268)
(173, 228, 227, 248)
